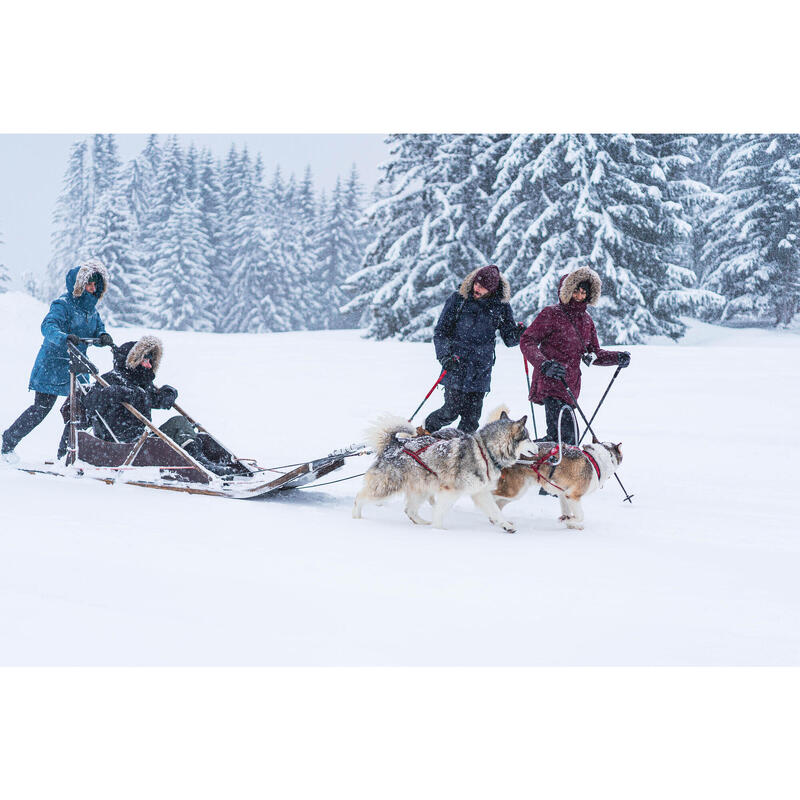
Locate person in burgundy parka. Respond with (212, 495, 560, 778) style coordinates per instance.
(520, 266, 631, 445)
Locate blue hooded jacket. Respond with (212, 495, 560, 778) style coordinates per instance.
(28, 265, 108, 396)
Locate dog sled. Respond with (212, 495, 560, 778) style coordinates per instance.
(17, 339, 371, 500)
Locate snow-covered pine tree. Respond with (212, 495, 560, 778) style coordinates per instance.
(151, 196, 216, 331)
(701, 134, 800, 326)
(91, 134, 121, 210)
(342, 134, 450, 338)
(499, 133, 700, 342)
(344, 163, 374, 267)
(197, 148, 231, 330)
(45, 139, 91, 298)
(222, 153, 288, 332)
(487, 133, 552, 314)
(346, 134, 507, 340)
(83, 182, 149, 325)
(313, 176, 363, 328)
(184, 143, 199, 202)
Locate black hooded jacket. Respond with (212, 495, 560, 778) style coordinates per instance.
(82, 337, 178, 442)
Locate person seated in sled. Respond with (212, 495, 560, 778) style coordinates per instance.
(81, 335, 232, 476)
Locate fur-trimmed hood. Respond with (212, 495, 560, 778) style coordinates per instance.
(114, 335, 164, 375)
(459, 267, 511, 303)
(69, 259, 110, 301)
(558, 267, 601, 307)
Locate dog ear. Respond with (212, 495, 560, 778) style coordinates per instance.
(517, 415, 527, 427)
(592, 434, 599, 444)
(500, 410, 509, 420)
(615, 442, 623, 452)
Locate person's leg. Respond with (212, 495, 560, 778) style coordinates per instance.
(159, 415, 232, 476)
(542, 396, 576, 444)
(457, 392, 485, 433)
(424, 387, 462, 433)
(2, 392, 58, 453)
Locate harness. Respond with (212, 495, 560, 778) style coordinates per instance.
(526, 444, 602, 491)
(401, 434, 493, 481)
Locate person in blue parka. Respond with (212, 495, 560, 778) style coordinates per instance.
(424, 264, 525, 434)
(1, 259, 113, 462)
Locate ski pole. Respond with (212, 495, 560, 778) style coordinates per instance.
(560, 378, 634, 503)
(522, 354, 538, 438)
(578, 364, 623, 444)
(408, 369, 447, 422)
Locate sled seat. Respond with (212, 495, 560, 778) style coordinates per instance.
(76, 430, 210, 483)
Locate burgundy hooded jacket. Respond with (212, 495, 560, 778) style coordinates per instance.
(520, 267, 621, 406)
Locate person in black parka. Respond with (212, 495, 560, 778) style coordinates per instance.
(425, 265, 524, 433)
(82, 335, 231, 476)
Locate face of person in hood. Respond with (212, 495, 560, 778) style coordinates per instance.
(128, 352, 155, 386)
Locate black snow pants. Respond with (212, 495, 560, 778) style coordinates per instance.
(425, 387, 485, 434)
(2, 392, 59, 453)
(541, 396, 578, 445)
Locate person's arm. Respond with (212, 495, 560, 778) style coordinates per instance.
(588, 318, 626, 366)
(40, 300, 70, 347)
(519, 307, 554, 369)
(432, 294, 460, 363)
(497, 303, 525, 347)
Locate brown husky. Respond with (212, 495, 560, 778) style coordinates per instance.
(494, 439, 623, 530)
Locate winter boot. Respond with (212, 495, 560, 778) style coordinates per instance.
(183, 439, 234, 478)
(0, 435, 19, 465)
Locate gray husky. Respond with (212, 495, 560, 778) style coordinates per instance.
(352, 409, 534, 532)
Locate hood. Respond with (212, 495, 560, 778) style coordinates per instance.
(114, 335, 164, 375)
(558, 267, 601, 306)
(458, 267, 511, 303)
(67, 259, 110, 301)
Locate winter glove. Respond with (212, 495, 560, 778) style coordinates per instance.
(98, 333, 114, 348)
(540, 359, 566, 380)
(156, 384, 179, 409)
(66, 334, 80, 346)
(441, 354, 461, 371)
(617, 351, 631, 368)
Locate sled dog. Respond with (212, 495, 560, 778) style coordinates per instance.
(494, 439, 623, 530)
(352, 409, 535, 532)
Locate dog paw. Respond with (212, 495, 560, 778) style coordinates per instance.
(558, 514, 572, 522)
(566, 521, 584, 531)
(406, 513, 431, 526)
(500, 520, 517, 533)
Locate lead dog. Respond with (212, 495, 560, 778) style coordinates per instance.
(494, 439, 623, 530)
(352, 410, 534, 532)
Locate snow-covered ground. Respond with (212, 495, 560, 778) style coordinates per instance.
(1, 290, 798, 665)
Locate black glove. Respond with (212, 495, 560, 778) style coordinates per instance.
(540, 359, 566, 380)
(98, 333, 114, 348)
(617, 351, 631, 368)
(157, 385, 178, 408)
(441, 354, 461, 371)
(66, 334, 80, 346)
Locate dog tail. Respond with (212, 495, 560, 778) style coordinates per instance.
(485, 404, 511, 423)
(364, 414, 416, 455)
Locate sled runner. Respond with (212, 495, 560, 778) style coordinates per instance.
(16, 339, 370, 500)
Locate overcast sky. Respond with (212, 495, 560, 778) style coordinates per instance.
(0, 134, 389, 288)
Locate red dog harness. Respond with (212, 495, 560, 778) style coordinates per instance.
(402, 438, 491, 481)
(527, 444, 601, 491)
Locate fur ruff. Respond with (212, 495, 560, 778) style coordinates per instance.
(559, 267, 601, 306)
(72, 259, 110, 301)
(458, 267, 511, 303)
(126, 335, 164, 374)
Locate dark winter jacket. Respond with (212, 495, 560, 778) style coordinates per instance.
(520, 267, 622, 406)
(433, 267, 521, 393)
(82, 336, 178, 443)
(29, 264, 109, 395)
